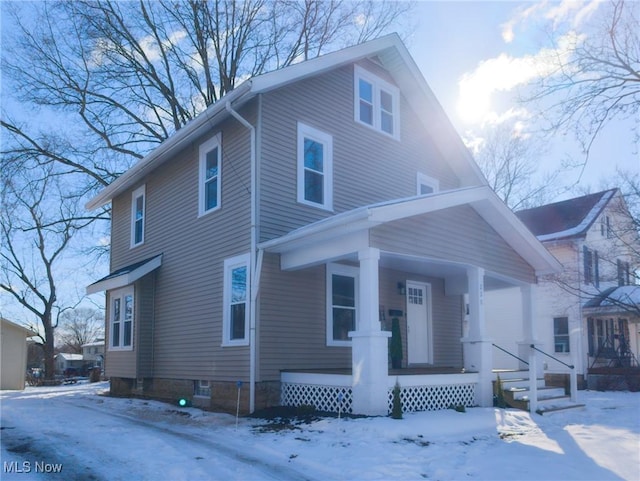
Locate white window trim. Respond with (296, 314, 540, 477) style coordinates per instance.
(130, 185, 146, 248)
(198, 133, 222, 217)
(108, 286, 134, 352)
(222, 253, 251, 347)
(326, 263, 359, 347)
(416, 173, 439, 196)
(297, 122, 333, 211)
(354, 65, 400, 140)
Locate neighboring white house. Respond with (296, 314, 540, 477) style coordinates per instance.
(486, 189, 639, 388)
(82, 340, 105, 368)
(1, 318, 36, 390)
(54, 353, 85, 375)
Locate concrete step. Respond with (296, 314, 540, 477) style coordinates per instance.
(536, 402, 586, 416)
(511, 386, 565, 401)
(499, 377, 546, 389)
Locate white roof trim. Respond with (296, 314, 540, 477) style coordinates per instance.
(86, 254, 162, 294)
(260, 186, 561, 276)
(86, 33, 486, 211)
(537, 190, 616, 242)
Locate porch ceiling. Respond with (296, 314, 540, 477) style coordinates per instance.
(378, 252, 516, 294)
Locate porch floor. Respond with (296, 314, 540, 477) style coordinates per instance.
(281, 366, 467, 376)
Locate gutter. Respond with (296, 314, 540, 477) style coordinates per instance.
(225, 101, 261, 413)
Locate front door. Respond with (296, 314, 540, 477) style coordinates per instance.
(407, 281, 432, 365)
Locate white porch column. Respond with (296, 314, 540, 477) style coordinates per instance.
(520, 284, 538, 413)
(461, 266, 493, 407)
(350, 247, 390, 416)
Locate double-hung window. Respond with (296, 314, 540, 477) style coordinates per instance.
(199, 134, 222, 216)
(109, 287, 134, 351)
(326, 264, 359, 346)
(222, 254, 250, 346)
(130, 185, 145, 247)
(583, 246, 599, 287)
(297, 122, 333, 210)
(553, 317, 570, 353)
(354, 66, 400, 139)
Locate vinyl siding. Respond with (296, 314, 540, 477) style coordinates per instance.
(258, 62, 460, 243)
(371, 205, 536, 284)
(108, 104, 256, 382)
(258, 255, 464, 380)
(258, 253, 351, 381)
(379, 268, 463, 368)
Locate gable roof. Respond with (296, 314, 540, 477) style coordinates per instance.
(515, 189, 618, 242)
(260, 185, 562, 276)
(86, 33, 486, 210)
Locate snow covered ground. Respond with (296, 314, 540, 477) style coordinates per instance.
(1, 381, 638, 480)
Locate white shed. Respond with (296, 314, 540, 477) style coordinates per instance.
(1, 318, 36, 390)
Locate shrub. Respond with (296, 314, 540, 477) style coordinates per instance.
(391, 381, 403, 419)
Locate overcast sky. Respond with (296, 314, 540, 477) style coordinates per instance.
(410, 0, 638, 194)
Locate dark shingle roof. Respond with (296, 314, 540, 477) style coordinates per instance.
(515, 189, 617, 241)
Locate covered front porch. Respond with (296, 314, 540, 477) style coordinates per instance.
(259, 187, 561, 415)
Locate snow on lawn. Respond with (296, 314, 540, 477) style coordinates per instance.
(1, 382, 639, 480)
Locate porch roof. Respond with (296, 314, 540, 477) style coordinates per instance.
(86, 254, 162, 294)
(259, 186, 561, 277)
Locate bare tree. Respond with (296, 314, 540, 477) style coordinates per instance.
(2, 0, 413, 183)
(525, 0, 640, 166)
(0, 167, 89, 379)
(57, 307, 105, 353)
(473, 123, 566, 210)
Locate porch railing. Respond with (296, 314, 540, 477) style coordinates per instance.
(492, 343, 529, 366)
(530, 344, 574, 370)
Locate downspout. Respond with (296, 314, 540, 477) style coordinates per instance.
(225, 101, 261, 413)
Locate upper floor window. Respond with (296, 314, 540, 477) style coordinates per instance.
(583, 246, 599, 287)
(354, 65, 400, 139)
(416, 173, 439, 196)
(600, 215, 612, 238)
(199, 134, 222, 216)
(297, 122, 333, 210)
(222, 253, 250, 346)
(617, 259, 631, 286)
(130, 185, 145, 247)
(326, 263, 359, 346)
(109, 287, 134, 351)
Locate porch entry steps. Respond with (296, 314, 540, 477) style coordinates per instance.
(493, 370, 586, 415)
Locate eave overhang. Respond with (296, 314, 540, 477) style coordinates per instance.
(86, 33, 486, 211)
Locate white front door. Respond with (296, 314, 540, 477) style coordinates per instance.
(407, 281, 432, 365)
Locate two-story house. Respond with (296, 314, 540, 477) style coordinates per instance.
(86, 34, 561, 416)
(486, 189, 639, 390)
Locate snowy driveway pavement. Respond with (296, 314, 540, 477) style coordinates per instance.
(1, 382, 639, 480)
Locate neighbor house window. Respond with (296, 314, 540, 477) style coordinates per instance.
(326, 263, 359, 346)
(553, 317, 569, 353)
(600, 216, 611, 238)
(617, 259, 631, 286)
(354, 66, 400, 139)
(222, 254, 250, 346)
(199, 134, 222, 216)
(130, 185, 145, 247)
(297, 122, 333, 210)
(583, 246, 599, 287)
(109, 287, 134, 351)
(416, 173, 439, 196)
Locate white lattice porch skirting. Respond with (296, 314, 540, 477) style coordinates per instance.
(281, 372, 479, 414)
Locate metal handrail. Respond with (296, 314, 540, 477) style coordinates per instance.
(530, 344, 574, 369)
(492, 343, 529, 366)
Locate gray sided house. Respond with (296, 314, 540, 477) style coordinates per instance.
(87, 34, 560, 416)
